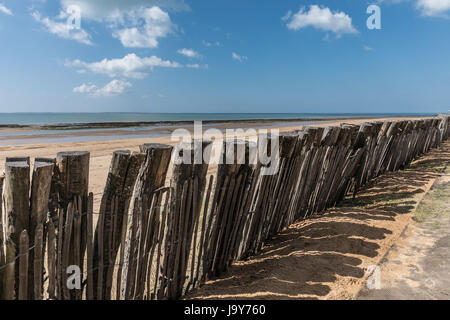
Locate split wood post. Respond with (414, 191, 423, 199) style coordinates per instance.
(28, 160, 53, 299)
(93, 150, 145, 300)
(18, 230, 29, 300)
(33, 223, 44, 300)
(206, 139, 258, 272)
(56, 151, 90, 299)
(86, 192, 94, 300)
(46, 220, 56, 299)
(121, 143, 173, 300)
(264, 132, 298, 239)
(165, 140, 212, 299)
(35, 158, 60, 228)
(298, 127, 324, 218)
(311, 126, 342, 214)
(284, 130, 309, 227)
(3, 160, 30, 299)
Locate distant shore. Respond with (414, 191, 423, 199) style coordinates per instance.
(0, 113, 433, 130)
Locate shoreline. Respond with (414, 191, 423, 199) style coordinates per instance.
(0, 114, 437, 130)
(0, 116, 438, 147)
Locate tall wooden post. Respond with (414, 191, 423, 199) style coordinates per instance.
(3, 160, 30, 299)
(121, 143, 173, 300)
(28, 160, 53, 299)
(56, 151, 90, 299)
(93, 150, 145, 299)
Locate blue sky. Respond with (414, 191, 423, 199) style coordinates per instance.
(0, 0, 449, 113)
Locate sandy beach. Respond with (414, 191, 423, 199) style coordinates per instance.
(0, 116, 432, 212)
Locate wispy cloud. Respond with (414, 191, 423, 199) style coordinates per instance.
(65, 53, 181, 78)
(0, 3, 13, 16)
(363, 45, 374, 51)
(178, 48, 201, 59)
(73, 79, 132, 97)
(284, 5, 358, 36)
(186, 64, 209, 69)
(232, 52, 248, 62)
(202, 40, 220, 47)
(31, 11, 93, 45)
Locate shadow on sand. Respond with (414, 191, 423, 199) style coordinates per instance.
(186, 142, 450, 300)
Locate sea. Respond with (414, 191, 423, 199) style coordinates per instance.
(0, 112, 435, 126)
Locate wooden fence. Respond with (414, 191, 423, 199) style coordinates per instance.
(0, 115, 449, 300)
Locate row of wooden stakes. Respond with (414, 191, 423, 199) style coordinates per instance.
(0, 116, 449, 300)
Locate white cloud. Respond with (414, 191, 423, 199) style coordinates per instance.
(178, 48, 201, 58)
(60, 2, 181, 48)
(32, 11, 93, 45)
(65, 53, 181, 78)
(232, 52, 248, 62)
(284, 5, 358, 35)
(363, 45, 374, 51)
(416, 0, 450, 16)
(0, 4, 13, 16)
(113, 6, 174, 48)
(73, 79, 132, 97)
(60, 0, 189, 21)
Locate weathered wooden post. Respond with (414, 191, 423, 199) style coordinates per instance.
(162, 139, 212, 299)
(3, 159, 30, 299)
(121, 143, 173, 300)
(203, 139, 258, 276)
(93, 150, 145, 300)
(28, 160, 53, 299)
(18, 230, 29, 300)
(56, 151, 90, 299)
